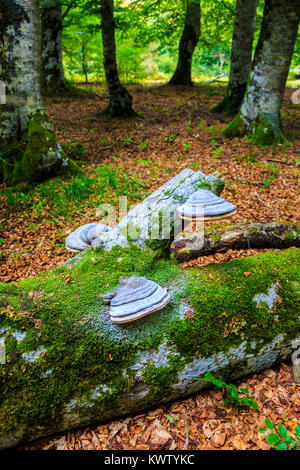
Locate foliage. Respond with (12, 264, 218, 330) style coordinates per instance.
(60, 0, 299, 84)
(199, 373, 259, 410)
(258, 419, 300, 450)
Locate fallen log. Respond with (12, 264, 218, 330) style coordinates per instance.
(0, 247, 299, 448)
(0, 170, 299, 448)
(66, 168, 224, 253)
(172, 222, 300, 262)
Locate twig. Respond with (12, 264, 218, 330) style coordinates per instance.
(266, 159, 296, 167)
(220, 0, 235, 15)
(183, 409, 189, 450)
(204, 73, 227, 84)
(98, 138, 121, 151)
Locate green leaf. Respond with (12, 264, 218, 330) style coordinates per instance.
(296, 425, 300, 437)
(228, 389, 239, 400)
(277, 424, 288, 440)
(287, 436, 297, 447)
(275, 441, 288, 450)
(266, 434, 280, 445)
(258, 428, 267, 433)
(265, 419, 274, 430)
(240, 388, 249, 394)
(166, 415, 176, 424)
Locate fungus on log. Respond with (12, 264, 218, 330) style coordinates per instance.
(0, 170, 299, 448)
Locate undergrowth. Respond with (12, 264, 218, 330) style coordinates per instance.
(1, 165, 147, 221)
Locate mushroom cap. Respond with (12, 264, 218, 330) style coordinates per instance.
(102, 275, 170, 324)
(65, 223, 112, 252)
(176, 189, 236, 221)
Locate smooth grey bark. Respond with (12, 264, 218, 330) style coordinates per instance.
(169, 0, 200, 86)
(213, 0, 257, 114)
(41, 0, 67, 91)
(0, 0, 69, 183)
(224, 0, 300, 144)
(172, 222, 300, 262)
(100, 0, 135, 116)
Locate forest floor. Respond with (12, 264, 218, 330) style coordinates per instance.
(1, 83, 299, 450)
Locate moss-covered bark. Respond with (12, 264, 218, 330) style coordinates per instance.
(169, 0, 200, 87)
(172, 222, 300, 262)
(0, 0, 73, 184)
(41, 0, 67, 92)
(224, 0, 300, 144)
(212, 0, 257, 114)
(101, 0, 136, 117)
(0, 247, 299, 447)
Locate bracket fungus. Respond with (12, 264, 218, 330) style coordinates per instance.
(101, 275, 170, 324)
(176, 189, 236, 222)
(65, 223, 112, 252)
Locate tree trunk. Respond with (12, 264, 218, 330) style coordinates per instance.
(0, 0, 71, 184)
(172, 221, 300, 262)
(169, 0, 201, 86)
(213, 0, 257, 114)
(224, 0, 300, 145)
(100, 0, 135, 117)
(41, 0, 67, 92)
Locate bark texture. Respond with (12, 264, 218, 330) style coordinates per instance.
(41, 0, 67, 91)
(224, 0, 300, 144)
(169, 0, 200, 86)
(172, 222, 300, 262)
(101, 0, 135, 117)
(213, 0, 257, 114)
(0, 0, 70, 183)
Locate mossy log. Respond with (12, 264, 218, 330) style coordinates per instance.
(0, 246, 299, 448)
(172, 222, 300, 262)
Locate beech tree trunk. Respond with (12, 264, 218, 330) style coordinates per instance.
(0, 0, 70, 183)
(213, 0, 257, 114)
(41, 0, 67, 92)
(169, 0, 200, 86)
(172, 222, 300, 262)
(224, 0, 300, 145)
(100, 0, 135, 117)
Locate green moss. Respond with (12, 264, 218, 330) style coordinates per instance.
(284, 231, 296, 241)
(0, 247, 299, 438)
(6, 110, 78, 185)
(249, 118, 286, 146)
(211, 233, 221, 242)
(224, 113, 288, 146)
(223, 112, 246, 139)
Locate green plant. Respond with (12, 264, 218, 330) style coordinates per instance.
(258, 419, 300, 450)
(140, 141, 147, 150)
(164, 134, 176, 142)
(183, 143, 191, 152)
(199, 373, 259, 410)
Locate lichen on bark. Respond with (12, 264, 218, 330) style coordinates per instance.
(0, 0, 73, 184)
(223, 0, 300, 144)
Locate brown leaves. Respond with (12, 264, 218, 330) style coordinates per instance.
(64, 274, 71, 285)
(19, 363, 300, 451)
